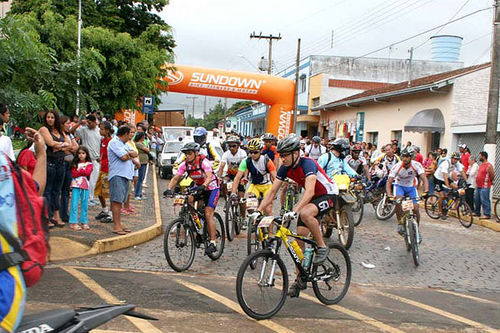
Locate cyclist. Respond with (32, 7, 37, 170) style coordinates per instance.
(164, 142, 220, 255)
(257, 134, 338, 298)
(174, 127, 220, 171)
(386, 146, 429, 238)
(317, 138, 358, 179)
(376, 144, 401, 174)
(345, 143, 372, 181)
(261, 133, 279, 167)
(433, 151, 467, 218)
(218, 136, 247, 216)
(304, 136, 326, 161)
(231, 138, 276, 220)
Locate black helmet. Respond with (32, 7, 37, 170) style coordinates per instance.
(331, 138, 350, 152)
(262, 133, 276, 141)
(401, 146, 416, 157)
(277, 134, 301, 153)
(181, 142, 200, 153)
(312, 136, 321, 143)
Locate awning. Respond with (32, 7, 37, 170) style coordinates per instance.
(297, 115, 320, 123)
(404, 108, 445, 133)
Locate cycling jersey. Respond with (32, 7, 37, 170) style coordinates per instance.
(434, 159, 463, 182)
(376, 153, 400, 172)
(389, 161, 425, 187)
(176, 156, 218, 190)
(277, 157, 338, 197)
(345, 155, 367, 174)
(317, 152, 358, 179)
(221, 149, 247, 176)
(262, 146, 278, 162)
(305, 144, 326, 161)
(238, 155, 275, 185)
(175, 142, 220, 171)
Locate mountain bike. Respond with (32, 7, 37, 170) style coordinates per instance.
(163, 187, 225, 272)
(494, 197, 500, 222)
(282, 178, 299, 213)
(223, 179, 245, 241)
(349, 178, 364, 226)
(246, 193, 268, 269)
(392, 195, 421, 267)
(236, 215, 351, 320)
(424, 182, 473, 228)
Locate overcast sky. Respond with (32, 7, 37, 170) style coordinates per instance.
(157, 0, 494, 116)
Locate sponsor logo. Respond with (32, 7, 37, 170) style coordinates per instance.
(165, 70, 184, 85)
(188, 73, 264, 94)
(277, 109, 292, 140)
(19, 324, 54, 333)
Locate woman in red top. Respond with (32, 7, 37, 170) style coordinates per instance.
(474, 151, 495, 219)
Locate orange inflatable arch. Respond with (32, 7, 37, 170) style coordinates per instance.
(160, 64, 295, 140)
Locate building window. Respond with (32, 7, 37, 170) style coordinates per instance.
(300, 74, 307, 93)
(391, 130, 402, 147)
(312, 97, 320, 108)
(367, 132, 378, 146)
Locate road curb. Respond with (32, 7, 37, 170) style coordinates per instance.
(421, 203, 500, 232)
(50, 166, 163, 262)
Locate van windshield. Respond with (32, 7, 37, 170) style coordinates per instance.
(163, 141, 184, 153)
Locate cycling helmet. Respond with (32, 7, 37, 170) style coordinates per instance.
(451, 151, 460, 159)
(226, 136, 240, 145)
(352, 144, 362, 152)
(262, 132, 276, 141)
(300, 139, 306, 145)
(181, 142, 200, 152)
(401, 146, 415, 157)
(331, 138, 350, 152)
(312, 136, 321, 143)
(248, 138, 263, 151)
(193, 127, 207, 145)
(277, 134, 301, 153)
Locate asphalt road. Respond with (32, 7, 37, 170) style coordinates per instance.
(24, 176, 500, 332)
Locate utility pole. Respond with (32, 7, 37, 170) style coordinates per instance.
(76, 0, 82, 115)
(407, 47, 413, 87)
(250, 32, 282, 131)
(293, 38, 301, 134)
(250, 32, 282, 74)
(484, 0, 500, 166)
(186, 96, 198, 118)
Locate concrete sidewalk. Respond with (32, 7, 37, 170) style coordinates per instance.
(48, 166, 163, 261)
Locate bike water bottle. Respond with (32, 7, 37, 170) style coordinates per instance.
(303, 247, 313, 269)
(193, 214, 202, 230)
(290, 240, 304, 261)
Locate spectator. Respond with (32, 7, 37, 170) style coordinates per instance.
(134, 132, 150, 200)
(69, 146, 93, 230)
(72, 114, 102, 206)
(16, 143, 37, 175)
(423, 152, 437, 195)
(39, 110, 70, 228)
(414, 146, 424, 164)
(0, 104, 14, 160)
(94, 121, 113, 223)
(370, 144, 382, 163)
(474, 151, 495, 219)
(437, 148, 448, 166)
(108, 126, 138, 234)
(123, 124, 140, 214)
(466, 156, 479, 211)
(59, 116, 79, 224)
(459, 144, 470, 172)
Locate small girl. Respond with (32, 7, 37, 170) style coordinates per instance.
(69, 146, 93, 230)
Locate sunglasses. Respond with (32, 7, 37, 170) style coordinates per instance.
(229, 145, 239, 148)
(249, 151, 260, 155)
(279, 152, 292, 158)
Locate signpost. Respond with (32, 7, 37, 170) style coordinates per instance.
(142, 96, 155, 114)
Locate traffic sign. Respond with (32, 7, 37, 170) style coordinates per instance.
(142, 96, 155, 114)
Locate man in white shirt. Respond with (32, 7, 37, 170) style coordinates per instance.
(305, 136, 326, 161)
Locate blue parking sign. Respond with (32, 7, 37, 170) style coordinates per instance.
(142, 96, 154, 114)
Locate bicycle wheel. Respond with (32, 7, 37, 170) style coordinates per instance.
(247, 218, 261, 269)
(457, 200, 473, 228)
(225, 199, 234, 241)
(352, 194, 364, 227)
(236, 249, 288, 320)
(403, 217, 410, 252)
(494, 198, 500, 222)
(312, 243, 351, 305)
(408, 219, 420, 267)
(338, 205, 354, 250)
(163, 218, 196, 272)
(205, 213, 225, 260)
(233, 204, 242, 235)
(375, 196, 396, 220)
(424, 195, 441, 219)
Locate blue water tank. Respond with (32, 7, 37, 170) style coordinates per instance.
(430, 35, 463, 62)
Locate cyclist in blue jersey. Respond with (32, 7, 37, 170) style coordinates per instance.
(257, 134, 338, 298)
(317, 138, 358, 179)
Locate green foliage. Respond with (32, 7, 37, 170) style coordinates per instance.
(185, 100, 254, 130)
(228, 100, 253, 113)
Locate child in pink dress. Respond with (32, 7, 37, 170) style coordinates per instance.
(69, 146, 93, 230)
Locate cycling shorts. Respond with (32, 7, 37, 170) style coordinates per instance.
(195, 188, 220, 209)
(225, 175, 245, 192)
(297, 194, 335, 228)
(247, 183, 272, 199)
(433, 177, 448, 193)
(394, 184, 418, 203)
